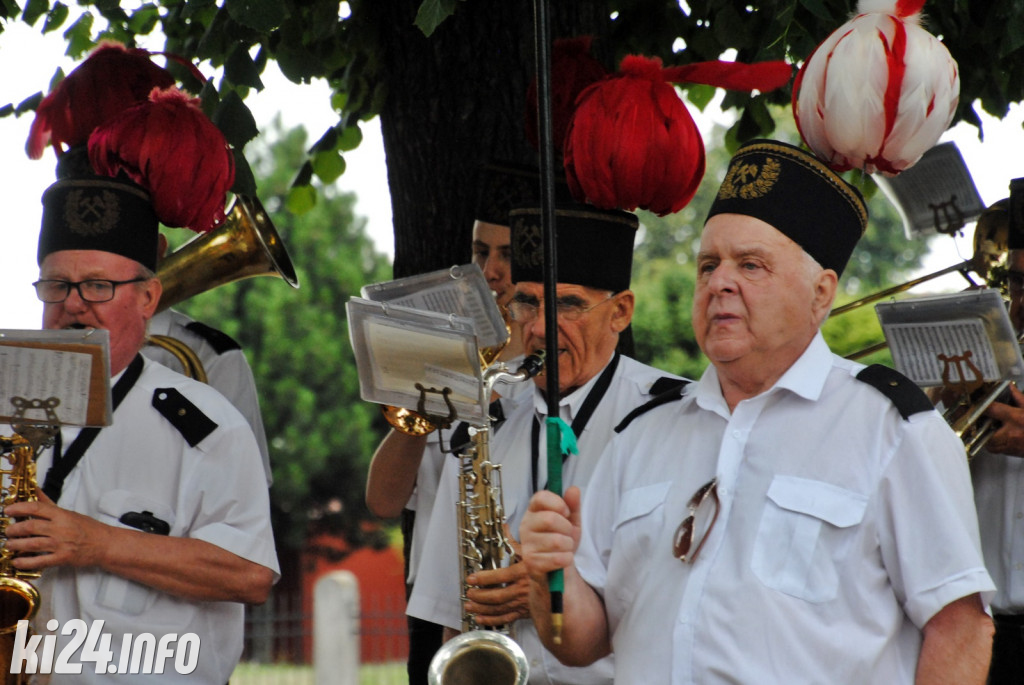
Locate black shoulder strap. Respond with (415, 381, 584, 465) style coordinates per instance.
(855, 364, 933, 420)
(42, 354, 146, 502)
(184, 321, 241, 354)
(152, 387, 219, 447)
(614, 377, 690, 434)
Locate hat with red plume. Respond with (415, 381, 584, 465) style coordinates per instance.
(563, 54, 793, 217)
(32, 43, 236, 270)
(792, 0, 959, 176)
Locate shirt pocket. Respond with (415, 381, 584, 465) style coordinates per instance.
(605, 481, 672, 610)
(93, 489, 177, 615)
(751, 475, 868, 603)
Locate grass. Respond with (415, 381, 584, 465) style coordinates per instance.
(231, 661, 406, 685)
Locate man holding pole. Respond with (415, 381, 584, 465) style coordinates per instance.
(406, 201, 683, 683)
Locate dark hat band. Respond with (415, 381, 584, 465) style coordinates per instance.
(510, 204, 638, 292)
(38, 177, 160, 271)
(706, 140, 868, 276)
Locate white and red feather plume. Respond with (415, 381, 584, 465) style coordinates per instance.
(792, 0, 959, 176)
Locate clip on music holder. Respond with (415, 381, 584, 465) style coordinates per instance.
(345, 297, 490, 428)
(0, 329, 112, 456)
(875, 289, 1024, 391)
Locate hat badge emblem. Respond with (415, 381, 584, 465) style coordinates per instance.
(513, 220, 544, 269)
(64, 188, 121, 237)
(717, 155, 781, 200)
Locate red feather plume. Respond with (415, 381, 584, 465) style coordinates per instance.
(27, 42, 178, 160)
(89, 88, 235, 233)
(564, 55, 792, 216)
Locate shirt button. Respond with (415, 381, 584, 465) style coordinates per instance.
(732, 430, 742, 439)
(1016, 512, 1023, 520)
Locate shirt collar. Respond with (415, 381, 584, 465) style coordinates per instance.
(694, 331, 832, 414)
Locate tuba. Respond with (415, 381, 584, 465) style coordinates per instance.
(427, 352, 545, 685)
(147, 194, 299, 379)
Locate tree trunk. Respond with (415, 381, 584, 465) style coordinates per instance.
(372, 1, 608, 277)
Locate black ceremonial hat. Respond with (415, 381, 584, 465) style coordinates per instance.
(706, 140, 868, 277)
(509, 203, 638, 292)
(37, 148, 160, 271)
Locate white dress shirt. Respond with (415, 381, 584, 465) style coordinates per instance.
(408, 353, 680, 685)
(33, 356, 279, 684)
(971, 448, 1024, 614)
(576, 333, 994, 685)
(145, 308, 272, 485)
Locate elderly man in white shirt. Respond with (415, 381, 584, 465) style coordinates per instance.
(521, 140, 995, 685)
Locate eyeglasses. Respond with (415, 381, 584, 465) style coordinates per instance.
(673, 478, 719, 563)
(32, 278, 149, 304)
(507, 293, 615, 324)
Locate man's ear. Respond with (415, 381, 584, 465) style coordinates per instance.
(812, 269, 838, 325)
(610, 290, 635, 333)
(140, 278, 163, 320)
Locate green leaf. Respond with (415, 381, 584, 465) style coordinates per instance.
(684, 84, 715, 111)
(286, 184, 317, 214)
(0, 103, 14, 118)
(336, 125, 362, 152)
(127, 3, 160, 35)
(231, 149, 257, 197)
(43, 3, 70, 33)
(414, 0, 461, 38)
(225, 0, 289, 33)
(213, 90, 260, 149)
(312, 149, 346, 184)
(22, 0, 48, 26)
(225, 44, 265, 89)
(16, 91, 44, 114)
(62, 12, 95, 58)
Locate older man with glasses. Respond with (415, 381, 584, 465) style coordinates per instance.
(5, 157, 279, 683)
(406, 202, 684, 684)
(520, 140, 995, 685)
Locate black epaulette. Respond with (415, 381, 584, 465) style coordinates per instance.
(855, 364, 933, 420)
(614, 377, 690, 434)
(184, 321, 242, 354)
(152, 387, 219, 447)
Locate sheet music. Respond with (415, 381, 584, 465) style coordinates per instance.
(886, 319, 1000, 386)
(389, 282, 490, 334)
(0, 346, 93, 424)
(366, 319, 481, 406)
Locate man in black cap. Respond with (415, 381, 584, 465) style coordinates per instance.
(406, 202, 683, 684)
(520, 140, 995, 684)
(6, 171, 279, 684)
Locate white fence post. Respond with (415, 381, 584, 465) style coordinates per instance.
(314, 570, 360, 685)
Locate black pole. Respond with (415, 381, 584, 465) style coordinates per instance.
(532, 0, 565, 643)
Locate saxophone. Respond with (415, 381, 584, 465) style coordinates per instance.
(0, 434, 41, 634)
(428, 352, 545, 685)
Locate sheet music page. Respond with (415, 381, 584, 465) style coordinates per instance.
(886, 319, 1000, 386)
(0, 346, 93, 424)
(388, 283, 492, 342)
(366, 319, 481, 405)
